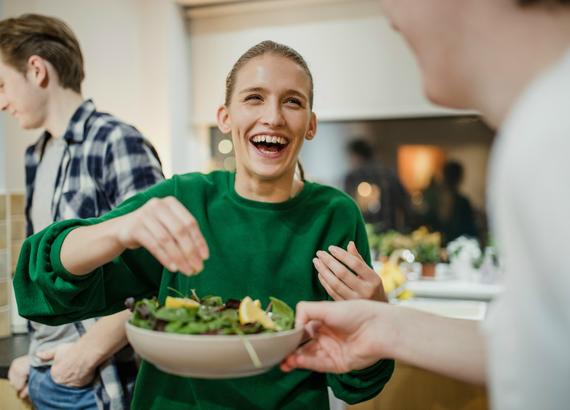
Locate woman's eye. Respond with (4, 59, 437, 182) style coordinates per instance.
(285, 97, 302, 107)
(244, 94, 263, 102)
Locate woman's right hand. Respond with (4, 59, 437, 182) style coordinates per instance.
(116, 196, 209, 276)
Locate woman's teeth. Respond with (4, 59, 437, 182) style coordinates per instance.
(251, 135, 287, 145)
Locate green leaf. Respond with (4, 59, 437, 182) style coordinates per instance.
(201, 295, 223, 307)
(269, 297, 294, 331)
(155, 307, 197, 322)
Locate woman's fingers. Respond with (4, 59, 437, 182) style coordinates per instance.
(317, 272, 344, 301)
(345, 241, 386, 300)
(329, 243, 377, 281)
(155, 200, 204, 273)
(165, 197, 210, 260)
(317, 244, 384, 301)
(137, 220, 190, 274)
(347, 241, 364, 260)
(316, 251, 361, 288)
(128, 196, 209, 276)
(314, 255, 359, 300)
(138, 214, 193, 272)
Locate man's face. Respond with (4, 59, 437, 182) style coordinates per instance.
(0, 56, 47, 130)
(381, 0, 471, 108)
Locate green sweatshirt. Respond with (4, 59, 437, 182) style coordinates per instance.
(14, 171, 393, 409)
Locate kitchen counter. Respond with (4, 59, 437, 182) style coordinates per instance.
(397, 298, 487, 321)
(406, 279, 503, 301)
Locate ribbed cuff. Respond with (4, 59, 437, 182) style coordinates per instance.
(49, 222, 97, 282)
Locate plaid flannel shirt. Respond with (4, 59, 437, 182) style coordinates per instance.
(24, 99, 164, 410)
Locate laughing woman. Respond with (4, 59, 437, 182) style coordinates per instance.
(14, 41, 393, 409)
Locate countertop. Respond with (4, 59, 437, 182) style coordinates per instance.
(406, 279, 503, 301)
(396, 298, 488, 321)
(0, 334, 30, 379)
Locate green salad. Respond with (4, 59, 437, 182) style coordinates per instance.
(126, 294, 295, 335)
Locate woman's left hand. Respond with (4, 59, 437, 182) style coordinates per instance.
(314, 241, 387, 302)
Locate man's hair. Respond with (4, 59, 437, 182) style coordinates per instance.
(0, 14, 84, 93)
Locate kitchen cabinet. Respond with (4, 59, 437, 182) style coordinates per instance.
(350, 361, 488, 410)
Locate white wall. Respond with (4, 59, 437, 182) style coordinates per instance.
(446, 144, 490, 210)
(0, 0, 194, 192)
(0, 0, 473, 192)
(300, 121, 373, 189)
(0, 0, 6, 191)
(189, 0, 463, 127)
(0, 118, 5, 192)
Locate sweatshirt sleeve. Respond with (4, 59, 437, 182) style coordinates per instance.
(327, 203, 395, 404)
(13, 181, 172, 325)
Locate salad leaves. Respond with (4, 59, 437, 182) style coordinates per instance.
(126, 295, 295, 335)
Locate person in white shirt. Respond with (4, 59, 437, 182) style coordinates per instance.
(282, 1, 570, 409)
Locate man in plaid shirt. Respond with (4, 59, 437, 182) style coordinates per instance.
(1, 14, 163, 409)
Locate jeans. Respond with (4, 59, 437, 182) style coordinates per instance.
(28, 366, 97, 410)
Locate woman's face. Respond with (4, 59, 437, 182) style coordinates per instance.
(217, 54, 316, 183)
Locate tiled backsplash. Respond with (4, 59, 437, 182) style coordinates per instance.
(0, 192, 26, 337)
(0, 223, 6, 251)
(0, 280, 8, 306)
(0, 196, 6, 221)
(0, 249, 6, 280)
(0, 306, 9, 337)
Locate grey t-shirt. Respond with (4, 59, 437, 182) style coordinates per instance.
(28, 137, 82, 367)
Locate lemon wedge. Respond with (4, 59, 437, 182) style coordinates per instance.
(164, 296, 200, 309)
(239, 297, 275, 330)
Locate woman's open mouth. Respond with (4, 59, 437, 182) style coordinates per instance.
(249, 134, 290, 158)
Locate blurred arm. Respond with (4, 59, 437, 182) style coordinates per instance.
(389, 306, 486, 384)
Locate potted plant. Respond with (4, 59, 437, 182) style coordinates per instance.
(446, 236, 484, 281)
(411, 227, 442, 277)
(378, 230, 413, 262)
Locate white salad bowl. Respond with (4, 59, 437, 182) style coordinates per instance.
(126, 322, 304, 379)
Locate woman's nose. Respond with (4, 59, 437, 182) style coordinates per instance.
(261, 102, 285, 127)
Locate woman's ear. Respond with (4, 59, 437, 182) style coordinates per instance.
(305, 112, 317, 140)
(27, 55, 49, 88)
(216, 105, 231, 134)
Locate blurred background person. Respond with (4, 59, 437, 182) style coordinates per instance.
(343, 138, 410, 232)
(422, 160, 478, 244)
